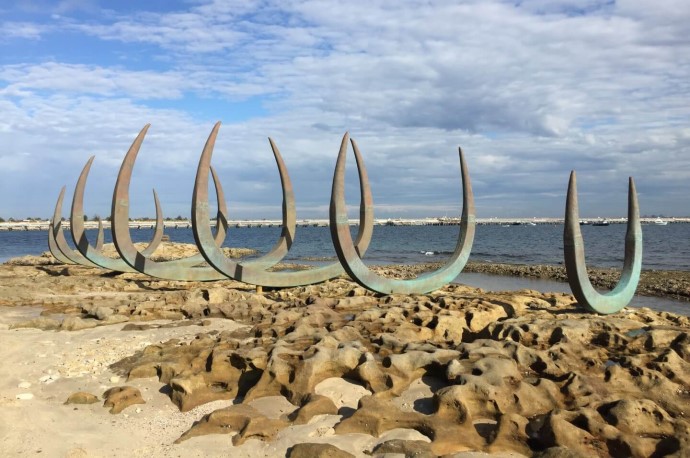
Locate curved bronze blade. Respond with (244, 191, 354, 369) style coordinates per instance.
(70, 156, 164, 273)
(564, 171, 642, 314)
(47, 185, 100, 267)
(193, 123, 374, 287)
(330, 134, 475, 294)
(111, 125, 230, 281)
(48, 221, 76, 265)
(95, 218, 105, 251)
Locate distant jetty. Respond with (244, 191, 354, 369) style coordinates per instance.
(1, 217, 687, 231)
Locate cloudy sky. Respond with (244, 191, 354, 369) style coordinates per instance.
(1, 0, 688, 221)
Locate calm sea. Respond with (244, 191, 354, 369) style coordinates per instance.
(1, 223, 689, 270)
(2, 223, 689, 314)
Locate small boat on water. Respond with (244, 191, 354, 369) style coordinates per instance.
(592, 220, 610, 226)
(654, 218, 668, 226)
(579, 220, 591, 226)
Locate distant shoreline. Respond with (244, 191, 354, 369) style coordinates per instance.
(1, 216, 688, 231)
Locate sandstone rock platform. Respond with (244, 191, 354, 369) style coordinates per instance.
(1, 250, 689, 457)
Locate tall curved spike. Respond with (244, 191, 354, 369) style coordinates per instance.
(193, 125, 374, 287)
(70, 155, 163, 273)
(95, 218, 105, 251)
(47, 186, 90, 266)
(244, 136, 297, 268)
(111, 125, 229, 280)
(192, 123, 374, 287)
(330, 135, 475, 294)
(140, 189, 163, 258)
(48, 221, 76, 265)
(563, 171, 642, 314)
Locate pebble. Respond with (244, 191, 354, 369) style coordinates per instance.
(39, 374, 60, 384)
(16, 393, 34, 400)
(110, 376, 120, 383)
(18, 381, 32, 389)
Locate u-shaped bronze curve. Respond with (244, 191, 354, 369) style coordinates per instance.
(192, 124, 374, 287)
(48, 186, 103, 267)
(111, 125, 232, 281)
(329, 135, 475, 294)
(564, 171, 642, 314)
(70, 156, 164, 273)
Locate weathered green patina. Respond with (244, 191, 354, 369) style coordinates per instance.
(564, 171, 642, 314)
(192, 123, 374, 287)
(329, 134, 475, 295)
(70, 156, 164, 273)
(111, 125, 231, 281)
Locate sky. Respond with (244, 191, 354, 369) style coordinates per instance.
(0, 0, 688, 220)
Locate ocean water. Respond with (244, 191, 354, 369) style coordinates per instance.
(2, 223, 689, 314)
(1, 222, 689, 270)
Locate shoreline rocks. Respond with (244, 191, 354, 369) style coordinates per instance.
(1, 253, 689, 456)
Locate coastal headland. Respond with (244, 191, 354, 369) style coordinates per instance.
(1, 245, 690, 457)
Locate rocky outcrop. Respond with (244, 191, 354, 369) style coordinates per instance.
(2, 259, 690, 456)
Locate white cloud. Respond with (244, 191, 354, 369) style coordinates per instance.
(0, 0, 689, 219)
(0, 21, 47, 39)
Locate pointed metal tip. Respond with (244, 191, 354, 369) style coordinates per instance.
(568, 170, 577, 187)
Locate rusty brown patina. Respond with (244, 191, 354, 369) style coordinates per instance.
(192, 123, 374, 287)
(70, 155, 164, 273)
(48, 186, 102, 267)
(111, 125, 231, 281)
(564, 171, 642, 314)
(329, 134, 475, 295)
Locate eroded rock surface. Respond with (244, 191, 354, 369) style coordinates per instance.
(102, 386, 145, 414)
(1, 254, 689, 456)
